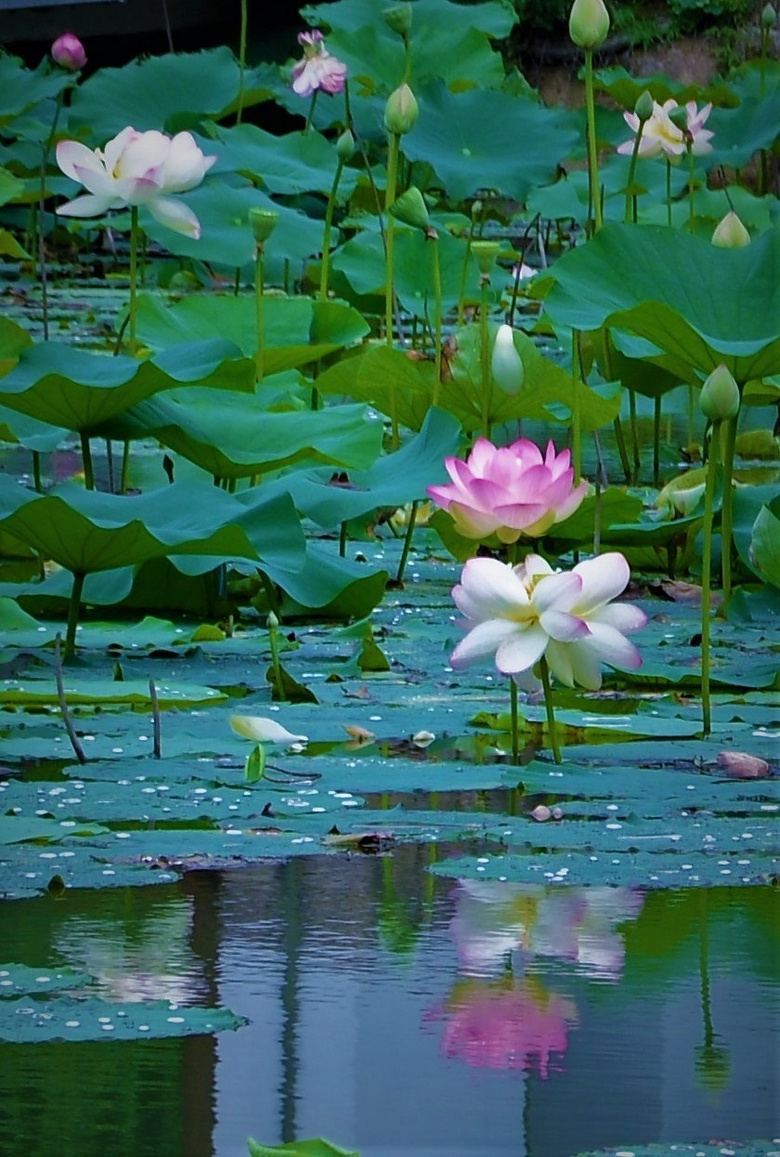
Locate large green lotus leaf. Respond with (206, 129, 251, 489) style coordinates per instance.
(0, 55, 70, 129)
(707, 90, 780, 170)
(301, 0, 515, 95)
(0, 964, 92, 996)
(730, 482, 778, 581)
(140, 181, 322, 274)
(69, 47, 271, 139)
(0, 338, 254, 433)
(248, 541, 389, 617)
(274, 407, 461, 528)
(331, 224, 473, 316)
(248, 1139, 359, 1157)
(0, 165, 23, 208)
(573, 1144, 776, 1157)
(541, 222, 780, 382)
(135, 292, 369, 371)
(0, 478, 282, 575)
(748, 495, 780, 589)
(0, 405, 66, 451)
(210, 125, 359, 199)
(0, 677, 226, 708)
(403, 84, 579, 202)
(101, 392, 383, 479)
(314, 344, 435, 432)
(591, 64, 738, 113)
(0, 996, 246, 1043)
(0, 316, 32, 374)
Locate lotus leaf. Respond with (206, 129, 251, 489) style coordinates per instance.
(211, 125, 359, 199)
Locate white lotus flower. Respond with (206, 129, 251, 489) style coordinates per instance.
(450, 552, 646, 691)
(230, 716, 308, 745)
(56, 127, 216, 238)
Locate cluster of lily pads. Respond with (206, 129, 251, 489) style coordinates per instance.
(0, 1, 777, 897)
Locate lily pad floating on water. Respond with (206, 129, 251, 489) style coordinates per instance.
(571, 1142, 779, 1157)
(0, 964, 92, 996)
(0, 995, 247, 1043)
(248, 1137, 360, 1157)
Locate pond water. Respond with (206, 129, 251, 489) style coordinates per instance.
(2, 852, 778, 1157)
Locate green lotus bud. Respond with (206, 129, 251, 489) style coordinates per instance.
(700, 364, 740, 422)
(336, 129, 356, 162)
(383, 3, 413, 36)
(491, 324, 524, 396)
(667, 104, 688, 132)
(568, 0, 610, 49)
(384, 83, 419, 135)
(249, 208, 279, 244)
(470, 239, 500, 277)
(762, 3, 776, 28)
(634, 89, 654, 123)
(711, 210, 751, 248)
(267, 610, 280, 630)
(389, 185, 430, 231)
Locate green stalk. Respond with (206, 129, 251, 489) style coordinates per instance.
(37, 91, 65, 340)
(80, 432, 95, 491)
(509, 677, 519, 765)
(720, 411, 739, 604)
(305, 89, 319, 134)
(571, 330, 583, 484)
(479, 278, 491, 439)
(628, 386, 641, 483)
(623, 124, 644, 225)
(457, 218, 477, 327)
(395, 499, 418, 585)
(700, 419, 720, 737)
(653, 394, 662, 487)
(267, 612, 286, 702)
(584, 47, 603, 233)
(431, 234, 443, 406)
(665, 157, 673, 228)
(255, 244, 265, 383)
(687, 143, 695, 227)
(65, 571, 86, 661)
(539, 655, 562, 765)
(613, 414, 631, 484)
(236, 0, 247, 124)
(385, 132, 401, 448)
(128, 205, 140, 354)
(319, 159, 344, 302)
(32, 450, 43, 493)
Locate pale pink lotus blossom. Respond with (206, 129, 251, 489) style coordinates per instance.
(617, 98, 713, 159)
(425, 976, 578, 1077)
(51, 32, 86, 70)
(291, 29, 348, 97)
(427, 437, 588, 543)
(450, 551, 646, 690)
(56, 127, 216, 238)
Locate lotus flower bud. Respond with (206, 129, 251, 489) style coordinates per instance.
(383, 3, 413, 36)
(51, 32, 86, 70)
(249, 207, 279, 245)
(711, 210, 750, 248)
(336, 129, 355, 162)
(390, 185, 430, 230)
(384, 83, 419, 135)
(700, 364, 740, 422)
(471, 199, 483, 221)
(568, 0, 610, 49)
(762, 3, 776, 28)
(668, 104, 688, 132)
(491, 325, 524, 396)
(267, 610, 280, 630)
(634, 89, 654, 124)
(470, 239, 500, 277)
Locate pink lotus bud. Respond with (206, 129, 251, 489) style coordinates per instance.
(51, 32, 87, 71)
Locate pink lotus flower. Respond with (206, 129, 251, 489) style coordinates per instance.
(427, 437, 588, 543)
(51, 32, 86, 71)
(426, 976, 578, 1077)
(450, 551, 646, 690)
(291, 30, 348, 97)
(617, 98, 713, 159)
(56, 127, 216, 238)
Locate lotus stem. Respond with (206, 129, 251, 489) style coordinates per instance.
(509, 677, 519, 765)
(267, 612, 286, 701)
(37, 91, 65, 340)
(665, 158, 672, 228)
(571, 330, 583, 484)
(583, 48, 603, 234)
(430, 234, 443, 406)
(79, 433, 95, 491)
(255, 243, 265, 383)
(613, 413, 631, 483)
(319, 159, 344, 303)
(700, 418, 720, 736)
(395, 500, 418, 585)
(149, 677, 162, 758)
(385, 131, 401, 448)
(457, 216, 478, 327)
(128, 205, 140, 354)
(65, 571, 86, 661)
(623, 123, 645, 225)
(305, 89, 319, 134)
(479, 278, 491, 439)
(687, 143, 696, 226)
(720, 410, 739, 604)
(236, 0, 248, 124)
(54, 633, 86, 759)
(32, 451, 43, 493)
(339, 521, 347, 557)
(539, 655, 562, 765)
(628, 387, 641, 483)
(653, 394, 662, 486)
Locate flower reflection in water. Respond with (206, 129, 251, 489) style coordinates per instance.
(427, 974, 578, 1078)
(426, 880, 644, 1078)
